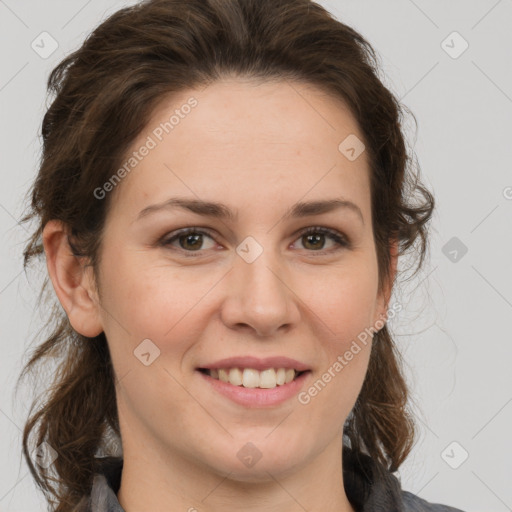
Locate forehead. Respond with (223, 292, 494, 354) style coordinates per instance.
(107, 78, 371, 223)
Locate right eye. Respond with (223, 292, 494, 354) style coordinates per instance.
(159, 227, 217, 255)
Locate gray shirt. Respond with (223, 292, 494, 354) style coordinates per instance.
(77, 450, 465, 512)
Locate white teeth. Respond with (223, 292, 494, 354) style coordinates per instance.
(242, 368, 260, 388)
(285, 368, 295, 384)
(229, 368, 243, 386)
(276, 368, 286, 386)
(259, 369, 277, 389)
(207, 367, 302, 388)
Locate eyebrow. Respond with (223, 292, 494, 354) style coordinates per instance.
(135, 197, 364, 225)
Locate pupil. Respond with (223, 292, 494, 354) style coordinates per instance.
(182, 233, 202, 250)
(305, 233, 323, 250)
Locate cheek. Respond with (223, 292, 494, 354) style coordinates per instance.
(98, 252, 224, 376)
(301, 263, 378, 403)
(300, 261, 379, 338)
(102, 249, 216, 333)
(298, 333, 372, 442)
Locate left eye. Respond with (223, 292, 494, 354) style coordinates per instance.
(294, 227, 349, 251)
(159, 226, 349, 255)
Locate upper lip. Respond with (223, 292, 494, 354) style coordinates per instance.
(197, 356, 311, 372)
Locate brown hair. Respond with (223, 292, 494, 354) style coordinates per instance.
(17, 0, 434, 510)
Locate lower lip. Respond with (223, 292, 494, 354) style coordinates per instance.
(197, 370, 311, 407)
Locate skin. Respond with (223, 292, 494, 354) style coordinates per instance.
(43, 78, 397, 512)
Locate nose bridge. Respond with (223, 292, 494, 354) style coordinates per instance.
(221, 234, 299, 336)
(236, 234, 288, 305)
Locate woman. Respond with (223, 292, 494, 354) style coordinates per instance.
(18, 0, 465, 511)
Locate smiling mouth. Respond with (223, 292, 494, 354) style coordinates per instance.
(197, 367, 310, 389)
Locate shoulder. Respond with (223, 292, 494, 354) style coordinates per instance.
(342, 446, 466, 512)
(401, 490, 466, 512)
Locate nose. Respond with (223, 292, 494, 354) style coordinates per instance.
(220, 245, 301, 338)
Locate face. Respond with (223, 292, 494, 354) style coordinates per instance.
(74, 79, 393, 481)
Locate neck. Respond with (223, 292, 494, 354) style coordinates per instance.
(117, 435, 355, 512)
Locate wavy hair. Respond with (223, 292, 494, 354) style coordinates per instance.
(16, 0, 434, 509)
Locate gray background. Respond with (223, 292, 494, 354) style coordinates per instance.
(1, 1, 511, 511)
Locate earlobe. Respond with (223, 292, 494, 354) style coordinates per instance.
(42, 220, 104, 337)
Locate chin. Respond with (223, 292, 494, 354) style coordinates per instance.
(200, 443, 306, 483)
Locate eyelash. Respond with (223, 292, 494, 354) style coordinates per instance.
(158, 226, 350, 257)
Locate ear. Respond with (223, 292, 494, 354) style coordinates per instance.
(375, 238, 399, 324)
(42, 220, 104, 337)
